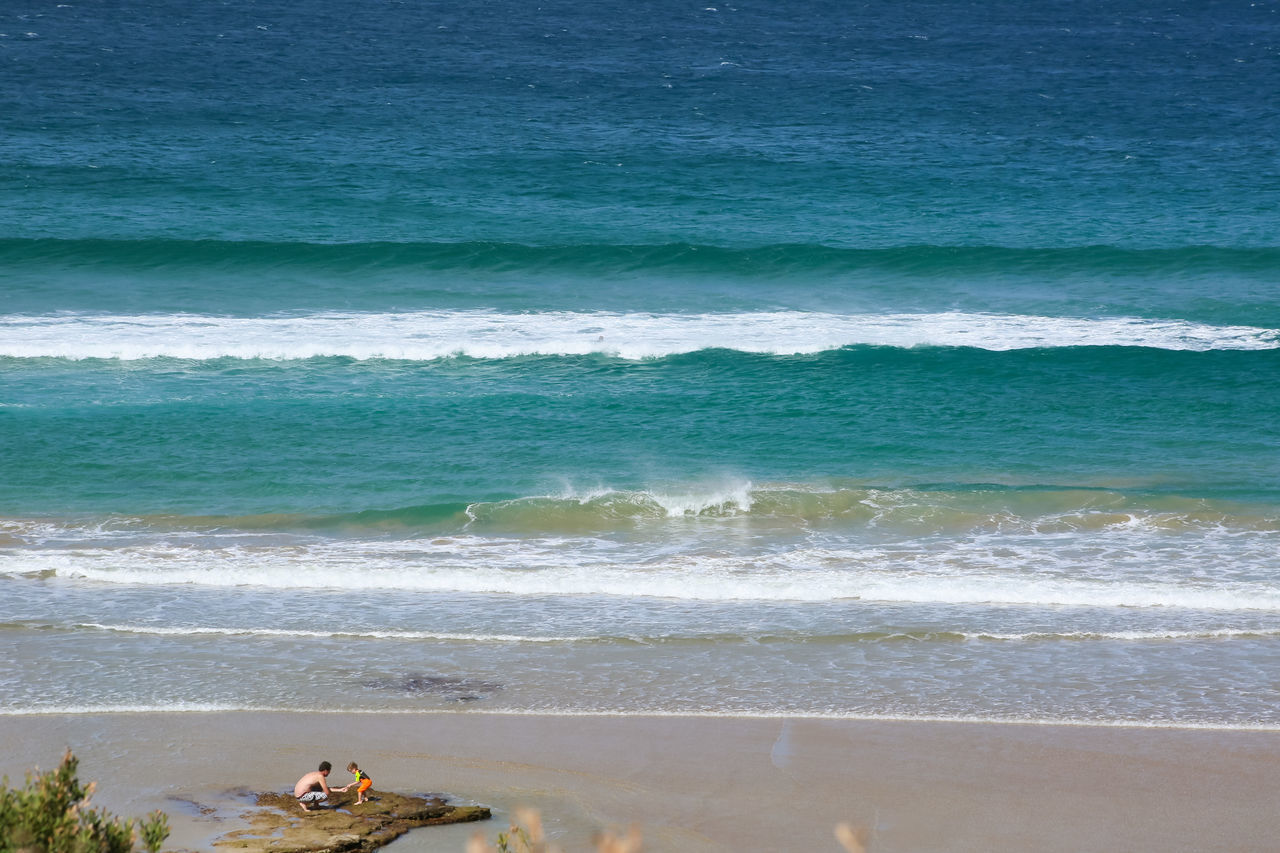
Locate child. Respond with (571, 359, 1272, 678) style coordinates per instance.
(338, 761, 373, 805)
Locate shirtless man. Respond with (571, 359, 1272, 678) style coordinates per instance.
(293, 761, 333, 812)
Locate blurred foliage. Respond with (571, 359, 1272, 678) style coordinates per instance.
(0, 750, 169, 853)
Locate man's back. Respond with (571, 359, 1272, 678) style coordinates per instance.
(293, 770, 326, 798)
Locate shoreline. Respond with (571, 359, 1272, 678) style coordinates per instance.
(3, 711, 1278, 852)
(6, 705, 1280, 731)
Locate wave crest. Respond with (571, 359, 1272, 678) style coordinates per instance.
(5, 485, 1279, 538)
(2, 310, 1276, 360)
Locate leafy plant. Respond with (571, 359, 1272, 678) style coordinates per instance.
(0, 749, 169, 853)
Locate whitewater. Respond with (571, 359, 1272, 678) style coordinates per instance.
(3, 310, 1279, 360)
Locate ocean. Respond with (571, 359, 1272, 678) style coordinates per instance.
(2, 0, 1279, 728)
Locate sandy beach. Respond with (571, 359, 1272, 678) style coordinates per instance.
(2, 712, 1277, 853)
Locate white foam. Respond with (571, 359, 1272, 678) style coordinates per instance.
(0, 704, 1275, 730)
(67, 622, 1280, 643)
(0, 702, 255, 715)
(966, 628, 1280, 641)
(75, 623, 581, 642)
(5, 535, 1280, 610)
(2, 310, 1276, 359)
(474, 481, 757, 521)
(646, 482, 755, 516)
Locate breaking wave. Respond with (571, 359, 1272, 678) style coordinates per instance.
(2, 310, 1276, 360)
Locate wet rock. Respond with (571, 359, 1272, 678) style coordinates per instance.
(359, 673, 502, 702)
(167, 795, 219, 817)
(214, 789, 490, 853)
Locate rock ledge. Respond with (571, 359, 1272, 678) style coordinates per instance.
(215, 790, 490, 853)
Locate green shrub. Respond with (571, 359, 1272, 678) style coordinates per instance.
(0, 749, 169, 853)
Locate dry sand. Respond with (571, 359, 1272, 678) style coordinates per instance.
(1, 712, 1276, 852)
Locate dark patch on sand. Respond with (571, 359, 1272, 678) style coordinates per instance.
(167, 795, 221, 818)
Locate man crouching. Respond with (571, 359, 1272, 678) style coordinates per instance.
(293, 761, 333, 812)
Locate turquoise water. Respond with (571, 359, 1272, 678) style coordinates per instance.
(2, 0, 1279, 725)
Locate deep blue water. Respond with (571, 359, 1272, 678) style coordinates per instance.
(3, 0, 1278, 246)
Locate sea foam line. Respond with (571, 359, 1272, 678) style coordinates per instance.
(968, 628, 1280, 641)
(61, 623, 1280, 643)
(74, 623, 580, 643)
(2, 310, 1276, 358)
(18, 560, 1280, 610)
(1, 704, 1277, 731)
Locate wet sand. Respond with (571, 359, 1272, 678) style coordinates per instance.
(1, 712, 1276, 852)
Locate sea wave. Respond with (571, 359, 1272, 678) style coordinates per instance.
(0, 703, 1276, 730)
(5, 484, 1278, 537)
(4, 237, 1280, 280)
(5, 542, 1280, 608)
(8, 622, 1274, 645)
(1, 310, 1277, 359)
(0, 703, 262, 716)
(4, 485, 1277, 607)
(71, 623, 583, 643)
